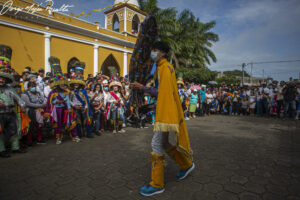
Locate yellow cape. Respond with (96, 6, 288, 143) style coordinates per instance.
(154, 59, 193, 160)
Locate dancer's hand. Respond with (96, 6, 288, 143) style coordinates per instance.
(130, 82, 143, 90)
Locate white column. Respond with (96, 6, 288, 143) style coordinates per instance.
(94, 45, 99, 76)
(123, 52, 128, 77)
(124, 7, 127, 33)
(105, 15, 107, 29)
(44, 34, 51, 73)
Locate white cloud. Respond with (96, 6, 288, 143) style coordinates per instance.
(210, 0, 300, 81)
(224, 0, 280, 23)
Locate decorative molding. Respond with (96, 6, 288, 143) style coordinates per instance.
(44, 33, 51, 39)
(0, 19, 133, 54)
(124, 7, 127, 32)
(127, 10, 134, 21)
(106, 5, 146, 22)
(138, 14, 145, 22)
(104, 3, 147, 16)
(116, 11, 124, 21)
(106, 14, 113, 26)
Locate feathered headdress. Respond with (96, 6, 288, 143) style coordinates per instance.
(0, 45, 14, 83)
(108, 66, 122, 89)
(177, 72, 184, 86)
(70, 61, 86, 86)
(49, 56, 68, 88)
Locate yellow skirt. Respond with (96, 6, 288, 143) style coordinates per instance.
(189, 104, 197, 113)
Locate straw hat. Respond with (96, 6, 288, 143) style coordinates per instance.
(108, 66, 122, 89)
(177, 72, 184, 86)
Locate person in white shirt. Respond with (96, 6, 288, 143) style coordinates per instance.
(88, 84, 105, 135)
(107, 81, 126, 134)
(246, 89, 251, 97)
(43, 78, 52, 98)
(37, 68, 45, 93)
(102, 80, 110, 107)
(205, 90, 214, 116)
(37, 68, 44, 83)
(249, 91, 256, 115)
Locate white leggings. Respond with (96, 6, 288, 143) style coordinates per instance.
(151, 131, 172, 155)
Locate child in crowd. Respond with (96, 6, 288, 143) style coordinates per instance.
(211, 98, 219, 114)
(240, 96, 249, 116)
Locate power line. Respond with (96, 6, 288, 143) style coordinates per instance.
(260, 70, 300, 75)
(249, 59, 300, 65)
(211, 65, 242, 69)
(212, 59, 300, 69)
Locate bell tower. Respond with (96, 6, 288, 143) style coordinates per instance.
(104, 0, 147, 35)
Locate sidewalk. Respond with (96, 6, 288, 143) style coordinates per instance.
(0, 115, 299, 200)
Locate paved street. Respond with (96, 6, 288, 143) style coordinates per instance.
(0, 115, 300, 200)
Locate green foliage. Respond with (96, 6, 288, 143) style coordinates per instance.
(215, 76, 241, 85)
(176, 67, 217, 84)
(138, 0, 219, 68)
(223, 70, 250, 77)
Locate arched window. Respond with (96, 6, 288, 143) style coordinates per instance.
(101, 54, 120, 76)
(132, 14, 140, 34)
(113, 13, 119, 32)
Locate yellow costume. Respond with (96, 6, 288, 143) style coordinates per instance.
(149, 58, 193, 189)
(154, 58, 193, 160)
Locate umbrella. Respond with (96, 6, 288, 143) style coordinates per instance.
(208, 81, 218, 85)
(190, 84, 201, 90)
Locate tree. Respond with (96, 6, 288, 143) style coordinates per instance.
(223, 70, 250, 77)
(138, 0, 219, 68)
(176, 67, 217, 84)
(215, 77, 241, 85)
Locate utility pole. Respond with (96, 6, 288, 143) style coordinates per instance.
(262, 69, 265, 81)
(250, 62, 253, 85)
(242, 63, 245, 86)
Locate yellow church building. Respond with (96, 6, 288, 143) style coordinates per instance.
(0, 0, 146, 77)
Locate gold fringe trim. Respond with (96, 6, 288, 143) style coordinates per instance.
(69, 80, 86, 86)
(153, 122, 179, 133)
(154, 122, 193, 161)
(173, 130, 194, 162)
(50, 80, 69, 88)
(151, 152, 164, 158)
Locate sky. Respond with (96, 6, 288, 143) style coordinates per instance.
(34, 0, 300, 81)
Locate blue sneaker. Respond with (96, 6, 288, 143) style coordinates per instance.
(139, 185, 165, 196)
(176, 163, 195, 180)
